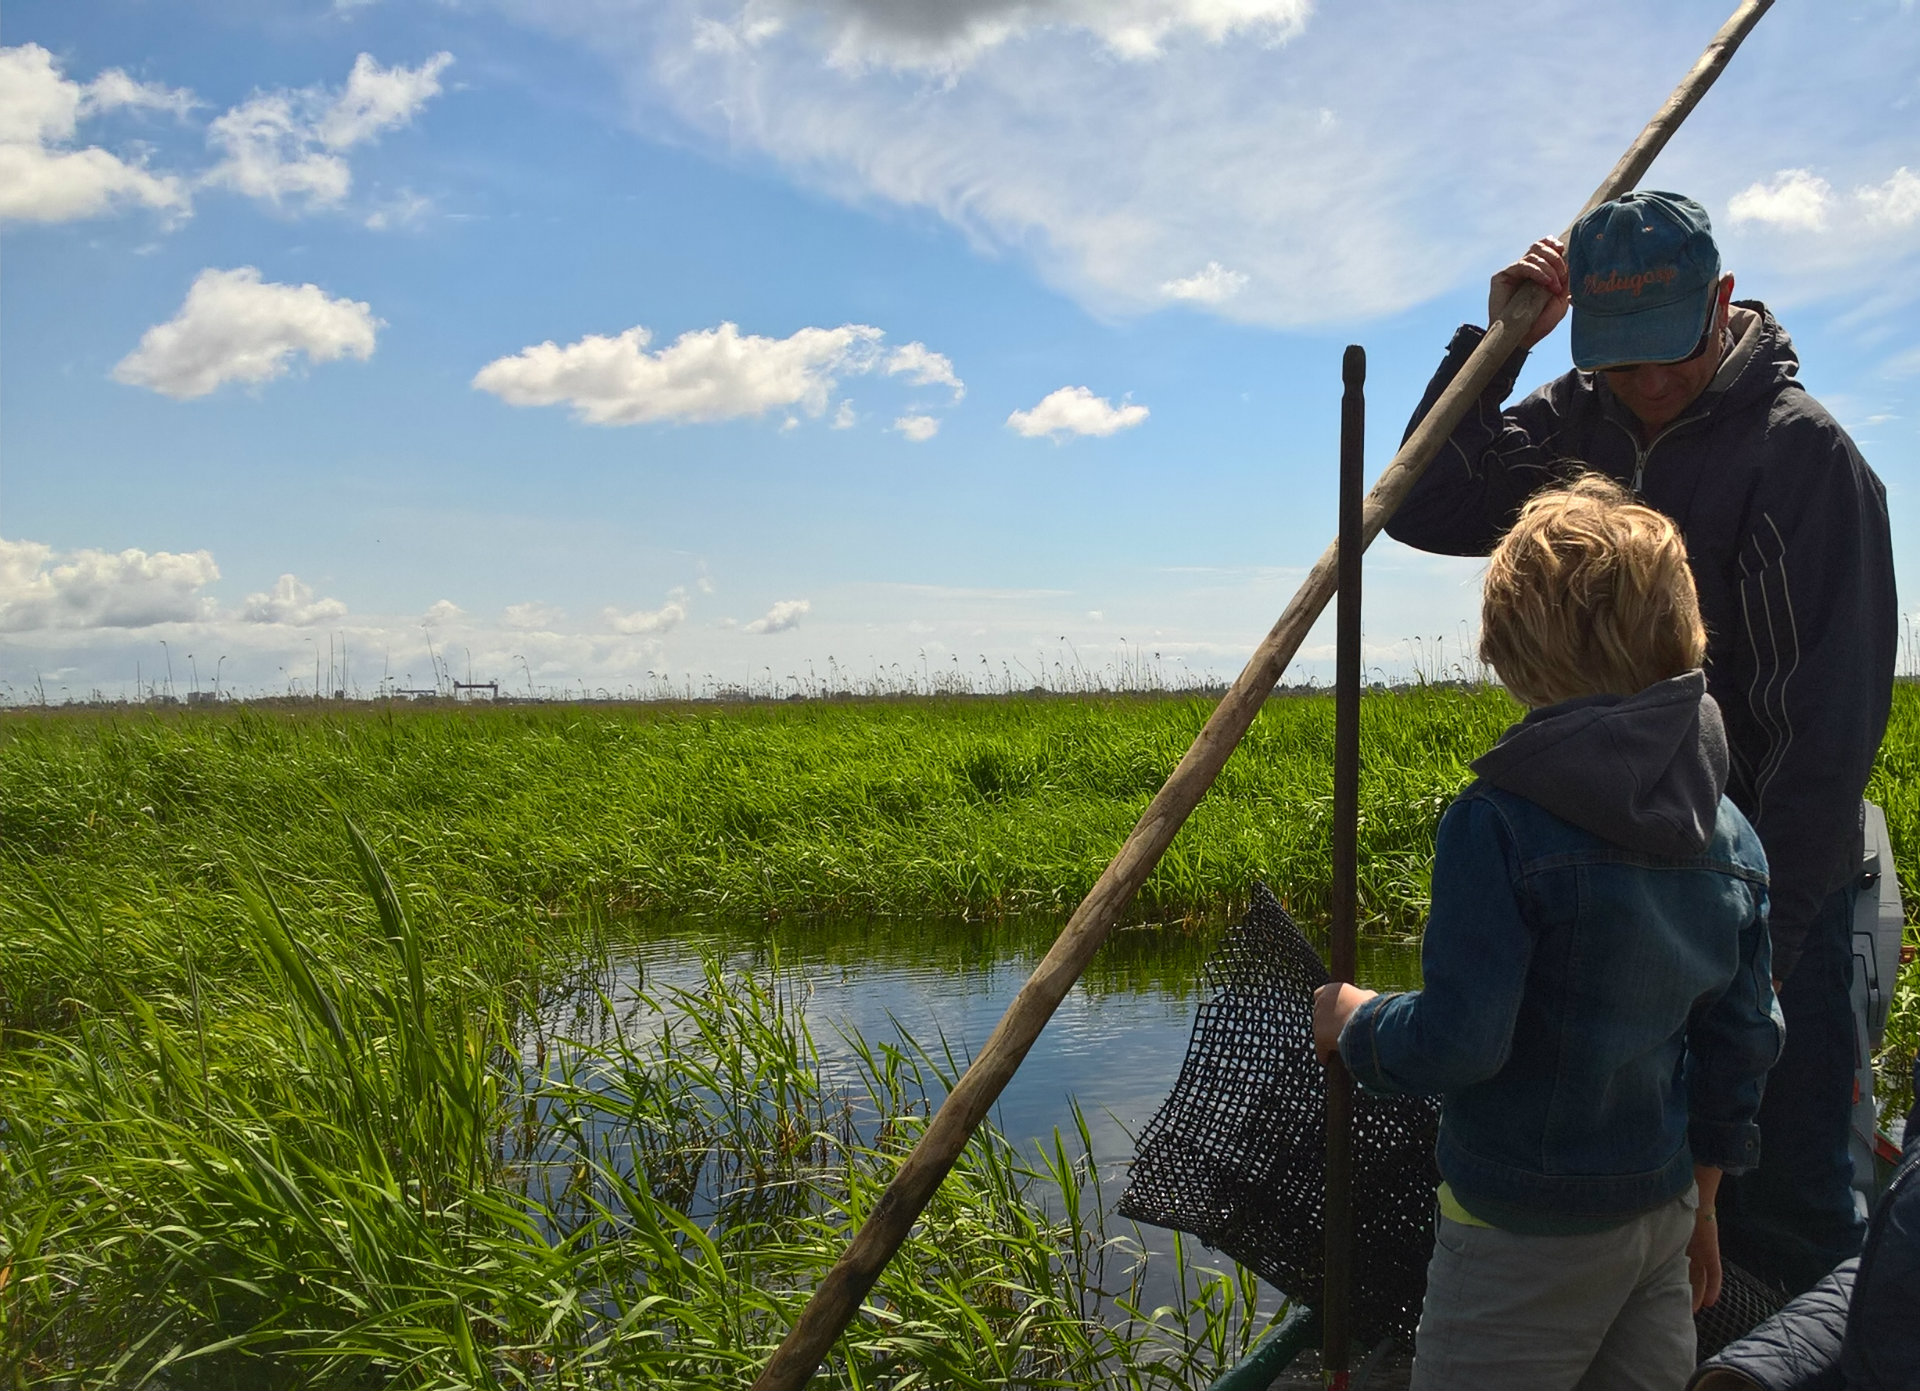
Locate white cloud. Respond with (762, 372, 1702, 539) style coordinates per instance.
(731, 0, 1312, 71)
(113, 267, 381, 400)
(1729, 166, 1920, 237)
(239, 574, 348, 626)
(0, 538, 219, 631)
(317, 52, 452, 148)
(744, 598, 810, 633)
(605, 589, 689, 634)
(831, 399, 858, 428)
(1858, 167, 1920, 230)
(0, 44, 191, 223)
(504, 601, 567, 630)
(204, 52, 451, 211)
(423, 599, 465, 624)
(894, 413, 941, 441)
(1161, 260, 1248, 303)
(1728, 169, 1832, 232)
(473, 320, 887, 426)
(885, 341, 965, 400)
(504, 3, 1920, 330)
(365, 187, 432, 230)
(1007, 386, 1148, 438)
(516, 2, 1587, 328)
(80, 69, 198, 121)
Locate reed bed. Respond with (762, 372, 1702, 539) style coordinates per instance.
(2, 685, 1914, 1387)
(2, 836, 1273, 1387)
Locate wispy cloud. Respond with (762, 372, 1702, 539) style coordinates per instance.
(512, 3, 1920, 330)
(204, 52, 451, 211)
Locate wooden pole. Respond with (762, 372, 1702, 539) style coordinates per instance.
(751, 5, 1773, 1385)
(1322, 344, 1365, 1388)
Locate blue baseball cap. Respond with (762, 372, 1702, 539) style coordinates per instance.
(1567, 191, 1721, 371)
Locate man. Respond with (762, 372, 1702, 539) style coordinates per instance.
(1384, 190, 1897, 1295)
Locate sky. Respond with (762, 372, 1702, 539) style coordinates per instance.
(2, 0, 1916, 701)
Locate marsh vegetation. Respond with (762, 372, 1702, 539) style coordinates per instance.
(2, 687, 1913, 1387)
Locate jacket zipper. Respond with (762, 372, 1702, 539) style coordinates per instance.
(1611, 409, 1710, 494)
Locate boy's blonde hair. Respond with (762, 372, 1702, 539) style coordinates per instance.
(1479, 474, 1706, 708)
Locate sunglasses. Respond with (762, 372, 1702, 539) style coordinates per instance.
(1602, 289, 1727, 375)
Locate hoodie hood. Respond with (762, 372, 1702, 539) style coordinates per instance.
(1594, 301, 1801, 430)
(1471, 671, 1729, 857)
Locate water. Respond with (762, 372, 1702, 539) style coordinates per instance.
(588, 912, 1422, 1199)
(543, 911, 1423, 1342)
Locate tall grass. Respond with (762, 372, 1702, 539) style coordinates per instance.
(1, 835, 1275, 1388)
(2, 686, 1914, 1385)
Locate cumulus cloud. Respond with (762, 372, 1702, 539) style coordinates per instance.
(1161, 260, 1248, 304)
(1728, 169, 1833, 232)
(728, 0, 1312, 70)
(894, 413, 940, 441)
(744, 598, 810, 633)
(239, 574, 348, 625)
(0, 44, 192, 222)
(1007, 386, 1148, 438)
(113, 267, 381, 399)
(831, 399, 858, 429)
(605, 589, 689, 634)
(885, 342, 965, 400)
(423, 599, 465, 624)
(473, 320, 891, 426)
(0, 537, 220, 631)
(204, 51, 451, 210)
(1729, 166, 1920, 237)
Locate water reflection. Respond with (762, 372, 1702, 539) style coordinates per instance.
(546, 909, 1424, 1317)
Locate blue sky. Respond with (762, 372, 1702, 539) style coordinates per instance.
(3, 0, 1915, 700)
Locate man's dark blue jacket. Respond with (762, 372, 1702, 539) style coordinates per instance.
(1385, 304, 1896, 979)
(1685, 1058, 1920, 1390)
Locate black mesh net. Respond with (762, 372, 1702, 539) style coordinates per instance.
(1117, 883, 1789, 1358)
(1695, 1262, 1790, 1362)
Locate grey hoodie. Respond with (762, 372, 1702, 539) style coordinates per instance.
(1471, 670, 1732, 858)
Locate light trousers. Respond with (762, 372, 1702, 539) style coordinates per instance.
(1411, 1188, 1699, 1391)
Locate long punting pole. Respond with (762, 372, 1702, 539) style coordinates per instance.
(1323, 345, 1365, 1388)
(752, 4, 1774, 1384)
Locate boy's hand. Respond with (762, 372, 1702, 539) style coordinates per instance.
(1312, 982, 1377, 1064)
(1689, 1165, 1724, 1311)
(1687, 1212, 1722, 1311)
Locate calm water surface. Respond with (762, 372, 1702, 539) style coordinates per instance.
(600, 913, 1423, 1196)
(555, 911, 1424, 1330)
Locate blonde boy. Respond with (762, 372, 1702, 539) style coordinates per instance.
(1315, 476, 1783, 1390)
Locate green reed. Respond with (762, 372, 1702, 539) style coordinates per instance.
(1, 833, 1275, 1388)
(1, 685, 1914, 1386)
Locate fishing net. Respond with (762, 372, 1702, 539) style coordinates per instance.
(1695, 1263, 1790, 1361)
(1117, 883, 1789, 1357)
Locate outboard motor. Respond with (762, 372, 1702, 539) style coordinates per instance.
(1850, 801, 1907, 1208)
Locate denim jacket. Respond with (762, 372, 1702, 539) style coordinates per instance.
(1339, 673, 1784, 1230)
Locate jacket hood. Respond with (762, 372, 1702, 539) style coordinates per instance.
(1595, 301, 1801, 426)
(1471, 671, 1729, 856)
